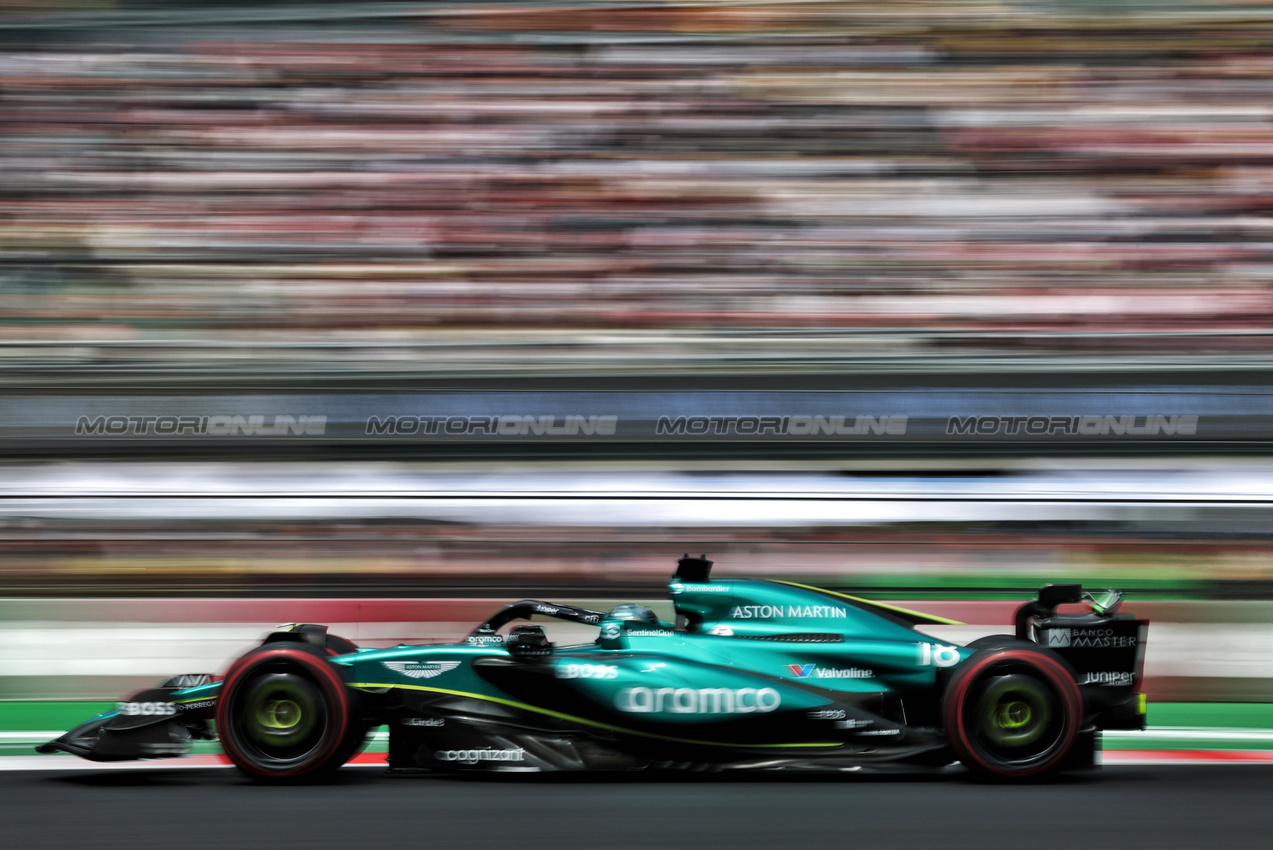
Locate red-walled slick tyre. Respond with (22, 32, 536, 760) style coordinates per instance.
(942, 646, 1083, 780)
(217, 644, 353, 783)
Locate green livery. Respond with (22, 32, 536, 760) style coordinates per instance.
(40, 556, 1148, 780)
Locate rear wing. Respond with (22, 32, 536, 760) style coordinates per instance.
(1014, 583, 1125, 640)
(1014, 584, 1148, 730)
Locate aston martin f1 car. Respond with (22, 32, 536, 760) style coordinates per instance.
(40, 556, 1148, 780)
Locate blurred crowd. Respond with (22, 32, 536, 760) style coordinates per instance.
(1, 515, 1264, 596)
(6, 1, 1273, 344)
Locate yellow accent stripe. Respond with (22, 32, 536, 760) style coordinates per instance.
(175, 696, 218, 704)
(348, 682, 840, 750)
(771, 580, 965, 626)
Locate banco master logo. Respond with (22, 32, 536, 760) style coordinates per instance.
(382, 660, 461, 679)
(1043, 628, 1136, 649)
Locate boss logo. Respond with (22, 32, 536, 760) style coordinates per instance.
(119, 701, 177, 716)
(556, 663, 618, 679)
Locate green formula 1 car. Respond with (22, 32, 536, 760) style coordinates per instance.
(40, 556, 1147, 781)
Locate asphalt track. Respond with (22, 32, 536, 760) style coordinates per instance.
(1, 765, 1269, 850)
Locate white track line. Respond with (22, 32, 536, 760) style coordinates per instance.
(2, 751, 1271, 772)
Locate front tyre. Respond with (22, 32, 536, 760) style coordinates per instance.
(217, 645, 353, 783)
(942, 647, 1082, 780)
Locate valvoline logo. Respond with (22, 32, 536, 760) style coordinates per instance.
(787, 664, 815, 678)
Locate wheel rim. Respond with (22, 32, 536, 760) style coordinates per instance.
(970, 673, 1062, 764)
(231, 672, 328, 766)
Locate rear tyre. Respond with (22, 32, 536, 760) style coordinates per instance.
(963, 635, 1022, 652)
(217, 644, 353, 783)
(942, 646, 1082, 780)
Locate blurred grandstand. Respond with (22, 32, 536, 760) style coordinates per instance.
(5, 1, 1273, 354)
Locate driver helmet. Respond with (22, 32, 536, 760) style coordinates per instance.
(604, 604, 661, 627)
